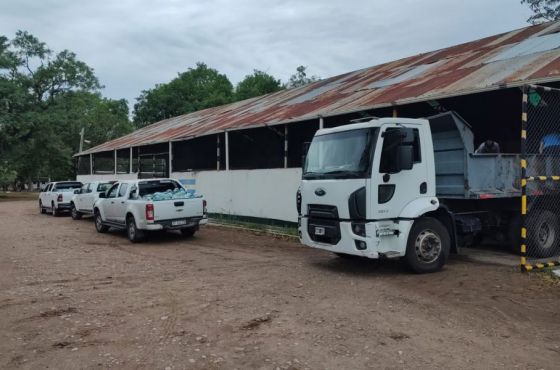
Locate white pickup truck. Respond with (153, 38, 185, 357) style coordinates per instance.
(39, 181, 83, 216)
(93, 178, 208, 242)
(70, 181, 115, 220)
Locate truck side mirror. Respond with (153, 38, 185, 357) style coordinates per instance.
(74, 189, 81, 194)
(399, 145, 414, 171)
(98, 192, 106, 199)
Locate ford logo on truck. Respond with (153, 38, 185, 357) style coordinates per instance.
(315, 188, 326, 196)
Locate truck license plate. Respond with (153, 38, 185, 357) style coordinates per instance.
(314, 226, 325, 236)
(172, 219, 187, 226)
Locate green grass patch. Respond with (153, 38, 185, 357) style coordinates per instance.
(0, 192, 38, 202)
(209, 213, 298, 237)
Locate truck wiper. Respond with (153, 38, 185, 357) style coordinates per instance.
(322, 170, 363, 178)
(302, 172, 326, 179)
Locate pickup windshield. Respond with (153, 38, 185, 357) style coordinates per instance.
(303, 128, 378, 180)
(138, 180, 181, 197)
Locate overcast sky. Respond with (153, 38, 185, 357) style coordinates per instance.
(0, 0, 533, 109)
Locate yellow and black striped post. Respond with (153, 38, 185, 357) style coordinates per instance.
(521, 85, 528, 271)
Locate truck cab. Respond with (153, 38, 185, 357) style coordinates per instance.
(298, 117, 447, 273)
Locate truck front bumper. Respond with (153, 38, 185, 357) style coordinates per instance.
(298, 216, 413, 259)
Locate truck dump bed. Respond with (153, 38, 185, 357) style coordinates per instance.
(429, 112, 524, 199)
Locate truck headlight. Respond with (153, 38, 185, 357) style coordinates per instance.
(351, 222, 366, 237)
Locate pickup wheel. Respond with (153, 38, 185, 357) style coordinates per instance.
(180, 227, 197, 237)
(527, 210, 560, 258)
(94, 211, 109, 233)
(39, 201, 46, 214)
(71, 203, 82, 220)
(51, 202, 59, 217)
(405, 217, 450, 274)
(127, 216, 144, 243)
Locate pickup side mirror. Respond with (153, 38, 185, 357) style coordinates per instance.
(98, 192, 106, 199)
(129, 190, 136, 199)
(74, 189, 81, 194)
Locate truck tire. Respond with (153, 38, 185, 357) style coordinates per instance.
(507, 214, 521, 255)
(405, 217, 450, 273)
(51, 202, 59, 217)
(71, 203, 82, 220)
(126, 216, 144, 243)
(94, 211, 109, 233)
(527, 210, 560, 258)
(180, 227, 197, 237)
(39, 201, 46, 214)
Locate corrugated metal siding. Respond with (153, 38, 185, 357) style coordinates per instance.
(79, 21, 560, 156)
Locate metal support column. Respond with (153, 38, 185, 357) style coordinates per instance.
(520, 86, 528, 271)
(168, 141, 173, 176)
(393, 107, 398, 117)
(284, 125, 288, 168)
(225, 131, 230, 171)
(129, 147, 133, 173)
(217, 134, 221, 171)
(89, 154, 93, 175)
(114, 149, 117, 175)
(319, 115, 324, 129)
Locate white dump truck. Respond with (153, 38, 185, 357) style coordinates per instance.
(297, 112, 558, 273)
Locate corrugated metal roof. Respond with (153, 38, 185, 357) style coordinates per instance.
(78, 21, 560, 156)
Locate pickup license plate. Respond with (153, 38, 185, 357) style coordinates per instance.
(172, 219, 187, 226)
(314, 226, 325, 236)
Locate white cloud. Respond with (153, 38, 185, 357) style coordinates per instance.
(0, 0, 533, 109)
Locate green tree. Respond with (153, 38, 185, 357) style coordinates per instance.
(286, 65, 320, 88)
(133, 62, 233, 128)
(522, 0, 560, 24)
(0, 162, 17, 190)
(234, 70, 284, 101)
(0, 31, 132, 186)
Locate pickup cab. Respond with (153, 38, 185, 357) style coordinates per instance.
(39, 181, 83, 216)
(93, 178, 208, 242)
(70, 181, 115, 220)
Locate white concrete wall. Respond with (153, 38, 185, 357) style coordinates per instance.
(77, 169, 302, 222)
(171, 169, 302, 222)
(76, 173, 138, 182)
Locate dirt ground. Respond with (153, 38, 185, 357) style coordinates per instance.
(1, 201, 559, 370)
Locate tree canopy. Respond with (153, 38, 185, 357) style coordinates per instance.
(522, 0, 560, 24)
(0, 31, 132, 186)
(286, 65, 320, 88)
(234, 70, 284, 101)
(133, 63, 234, 128)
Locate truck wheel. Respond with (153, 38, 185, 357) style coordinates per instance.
(527, 210, 560, 258)
(507, 214, 521, 255)
(71, 203, 82, 220)
(405, 217, 450, 273)
(180, 227, 197, 237)
(127, 216, 144, 243)
(51, 202, 59, 217)
(39, 201, 46, 214)
(94, 211, 109, 233)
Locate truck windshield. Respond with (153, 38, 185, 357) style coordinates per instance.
(303, 128, 378, 180)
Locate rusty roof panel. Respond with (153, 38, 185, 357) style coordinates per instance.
(78, 21, 560, 156)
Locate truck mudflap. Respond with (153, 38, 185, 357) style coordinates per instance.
(299, 217, 414, 259)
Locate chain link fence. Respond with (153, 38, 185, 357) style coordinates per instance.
(521, 85, 560, 271)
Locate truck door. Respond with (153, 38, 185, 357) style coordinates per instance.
(113, 183, 129, 225)
(104, 184, 120, 222)
(372, 126, 428, 220)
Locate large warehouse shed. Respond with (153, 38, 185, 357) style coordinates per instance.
(76, 21, 560, 224)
